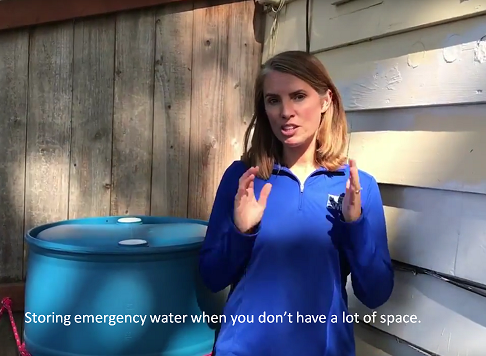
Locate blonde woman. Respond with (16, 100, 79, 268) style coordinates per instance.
(199, 50, 394, 356)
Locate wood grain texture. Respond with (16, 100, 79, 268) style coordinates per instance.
(381, 184, 486, 286)
(347, 104, 486, 195)
(111, 9, 155, 216)
(317, 14, 486, 111)
(151, 1, 193, 218)
(189, 0, 263, 220)
(348, 270, 486, 356)
(24, 22, 73, 277)
(0, 30, 28, 283)
(0, 282, 24, 312)
(69, 15, 115, 219)
(0, 0, 200, 32)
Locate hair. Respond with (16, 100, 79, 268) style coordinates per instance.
(241, 50, 348, 180)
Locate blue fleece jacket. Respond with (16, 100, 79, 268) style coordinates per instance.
(199, 160, 394, 356)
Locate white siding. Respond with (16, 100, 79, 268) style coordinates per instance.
(348, 271, 486, 356)
(316, 15, 486, 111)
(262, 0, 486, 61)
(262, 1, 486, 354)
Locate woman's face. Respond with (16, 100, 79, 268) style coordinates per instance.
(263, 70, 330, 148)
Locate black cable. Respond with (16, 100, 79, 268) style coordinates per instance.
(392, 259, 486, 298)
(358, 260, 486, 356)
(358, 319, 440, 356)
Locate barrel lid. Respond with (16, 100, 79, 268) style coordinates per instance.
(25, 216, 208, 254)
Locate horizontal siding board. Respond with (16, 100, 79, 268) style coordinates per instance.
(381, 184, 486, 286)
(347, 271, 486, 356)
(316, 14, 486, 111)
(347, 104, 486, 194)
(355, 323, 425, 356)
(262, 0, 486, 60)
(312, 0, 486, 52)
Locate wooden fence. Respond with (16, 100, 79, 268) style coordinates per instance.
(0, 0, 264, 353)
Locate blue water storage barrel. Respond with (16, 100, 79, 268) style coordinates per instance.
(23, 215, 227, 356)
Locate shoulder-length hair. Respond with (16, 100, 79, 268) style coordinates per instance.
(241, 50, 348, 180)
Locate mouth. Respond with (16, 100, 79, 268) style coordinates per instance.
(280, 124, 299, 136)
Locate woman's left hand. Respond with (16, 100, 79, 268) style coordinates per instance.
(342, 158, 362, 223)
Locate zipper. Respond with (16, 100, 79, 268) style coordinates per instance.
(275, 165, 335, 211)
(299, 181, 304, 210)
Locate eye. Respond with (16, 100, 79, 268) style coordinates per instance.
(293, 93, 306, 101)
(266, 97, 280, 105)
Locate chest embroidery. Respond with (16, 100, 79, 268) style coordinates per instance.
(327, 193, 344, 212)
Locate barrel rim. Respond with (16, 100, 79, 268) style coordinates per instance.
(25, 215, 209, 255)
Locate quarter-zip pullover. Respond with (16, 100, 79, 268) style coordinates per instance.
(199, 160, 394, 356)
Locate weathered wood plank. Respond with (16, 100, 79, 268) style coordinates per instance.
(347, 104, 486, 195)
(189, 0, 263, 220)
(0, 0, 201, 32)
(151, 1, 193, 218)
(24, 22, 73, 276)
(348, 270, 486, 356)
(316, 14, 486, 111)
(0, 30, 28, 284)
(111, 9, 155, 216)
(381, 184, 486, 286)
(229, 0, 265, 152)
(189, 1, 231, 221)
(0, 282, 25, 312)
(69, 15, 115, 219)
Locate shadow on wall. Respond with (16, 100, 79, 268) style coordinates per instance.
(0, 25, 29, 355)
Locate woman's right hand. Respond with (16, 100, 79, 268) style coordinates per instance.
(234, 166, 272, 234)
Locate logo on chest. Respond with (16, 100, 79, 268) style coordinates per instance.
(327, 193, 344, 212)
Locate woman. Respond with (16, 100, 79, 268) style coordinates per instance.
(199, 50, 394, 356)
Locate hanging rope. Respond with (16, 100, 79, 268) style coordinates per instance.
(0, 297, 31, 356)
(263, 1, 286, 58)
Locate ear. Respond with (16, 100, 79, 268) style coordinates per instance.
(320, 89, 332, 114)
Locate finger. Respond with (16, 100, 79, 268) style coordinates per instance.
(238, 166, 259, 186)
(348, 159, 361, 191)
(236, 173, 255, 199)
(345, 178, 355, 204)
(258, 183, 272, 208)
(236, 167, 257, 198)
(246, 180, 256, 199)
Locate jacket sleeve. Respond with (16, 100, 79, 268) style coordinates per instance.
(340, 176, 394, 309)
(198, 161, 258, 293)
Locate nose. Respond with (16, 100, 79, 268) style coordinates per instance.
(280, 100, 295, 120)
